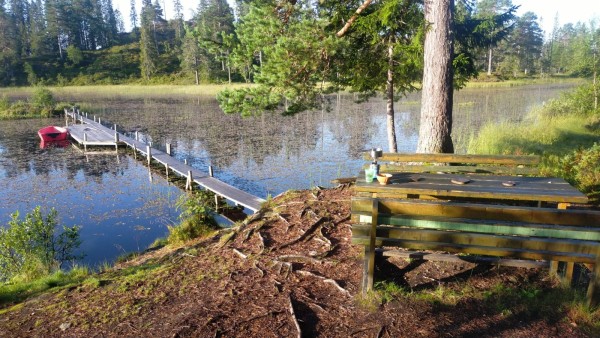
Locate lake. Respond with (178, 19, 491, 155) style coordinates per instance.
(0, 83, 576, 267)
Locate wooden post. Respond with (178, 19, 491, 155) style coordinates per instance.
(166, 143, 171, 155)
(133, 144, 137, 159)
(113, 124, 117, 131)
(135, 131, 139, 141)
(184, 159, 188, 165)
(209, 165, 214, 177)
(165, 163, 169, 178)
(186, 171, 193, 190)
(85, 112, 88, 118)
(587, 253, 600, 308)
(114, 132, 119, 151)
(98, 117, 101, 125)
(146, 145, 152, 166)
(83, 133, 88, 152)
(363, 198, 379, 295)
(94, 116, 96, 122)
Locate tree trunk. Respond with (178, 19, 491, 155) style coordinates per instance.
(386, 43, 398, 153)
(487, 47, 493, 75)
(416, 0, 454, 154)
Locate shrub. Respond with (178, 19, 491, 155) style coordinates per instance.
(30, 87, 56, 117)
(540, 84, 599, 118)
(167, 191, 218, 244)
(542, 143, 600, 201)
(0, 207, 82, 283)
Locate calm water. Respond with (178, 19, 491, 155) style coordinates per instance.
(0, 83, 575, 267)
(0, 119, 181, 267)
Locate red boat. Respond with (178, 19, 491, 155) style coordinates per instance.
(38, 126, 69, 142)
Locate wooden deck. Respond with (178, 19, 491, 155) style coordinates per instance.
(68, 124, 119, 146)
(65, 109, 265, 212)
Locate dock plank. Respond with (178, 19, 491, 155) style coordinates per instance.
(65, 109, 265, 212)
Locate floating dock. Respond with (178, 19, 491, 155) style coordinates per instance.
(65, 109, 265, 213)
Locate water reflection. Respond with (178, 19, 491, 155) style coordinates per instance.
(0, 83, 576, 267)
(0, 118, 181, 267)
(77, 84, 573, 198)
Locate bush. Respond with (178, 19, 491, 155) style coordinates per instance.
(30, 87, 56, 117)
(542, 143, 600, 201)
(0, 207, 82, 283)
(167, 191, 218, 244)
(541, 84, 599, 118)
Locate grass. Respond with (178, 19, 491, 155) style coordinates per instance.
(0, 84, 254, 100)
(0, 266, 91, 307)
(467, 114, 598, 156)
(465, 76, 584, 88)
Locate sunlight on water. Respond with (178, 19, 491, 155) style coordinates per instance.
(0, 83, 575, 267)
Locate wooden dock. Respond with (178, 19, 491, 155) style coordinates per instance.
(65, 109, 265, 213)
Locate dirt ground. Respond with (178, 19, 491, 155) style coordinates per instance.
(0, 185, 594, 337)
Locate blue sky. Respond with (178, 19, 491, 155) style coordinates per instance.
(116, 0, 600, 36)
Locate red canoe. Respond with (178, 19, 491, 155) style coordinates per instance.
(38, 126, 69, 142)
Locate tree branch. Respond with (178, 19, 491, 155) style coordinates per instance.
(336, 0, 374, 38)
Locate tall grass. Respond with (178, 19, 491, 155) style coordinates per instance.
(467, 114, 597, 156)
(0, 84, 253, 100)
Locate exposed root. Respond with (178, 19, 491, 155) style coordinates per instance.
(256, 231, 265, 255)
(288, 295, 302, 338)
(296, 270, 351, 297)
(232, 248, 247, 259)
(276, 217, 326, 250)
(277, 255, 321, 265)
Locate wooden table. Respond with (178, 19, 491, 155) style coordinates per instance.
(355, 172, 589, 206)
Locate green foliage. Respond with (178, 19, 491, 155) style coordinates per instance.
(0, 266, 90, 306)
(541, 84, 600, 117)
(30, 87, 56, 117)
(543, 144, 600, 200)
(167, 191, 219, 244)
(0, 207, 82, 283)
(66, 45, 84, 65)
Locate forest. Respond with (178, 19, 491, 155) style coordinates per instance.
(0, 0, 598, 87)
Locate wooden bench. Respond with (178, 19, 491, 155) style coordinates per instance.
(368, 153, 541, 176)
(351, 197, 600, 306)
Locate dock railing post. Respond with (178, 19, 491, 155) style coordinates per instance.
(133, 144, 137, 159)
(146, 145, 152, 166)
(135, 131, 139, 141)
(166, 143, 171, 156)
(114, 132, 119, 151)
(83, 133, 88, 152)
(184, 159, 188, 165)
(165, 163, 169, 178)
(186, 171, 193, 190)
(209, 165, 214, 177)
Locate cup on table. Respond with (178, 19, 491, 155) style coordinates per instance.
(365, 168, 375, 183)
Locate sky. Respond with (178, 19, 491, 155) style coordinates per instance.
(115, 0, 600, 37)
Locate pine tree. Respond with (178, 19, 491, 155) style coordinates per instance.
(195, 0, 235, 81)
(130, 0, 138, 30)
(139, 0, 159, 80)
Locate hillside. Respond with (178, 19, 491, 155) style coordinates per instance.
(0, 186, 593, 337)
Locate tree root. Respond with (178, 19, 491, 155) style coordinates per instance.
(232, 248, 247, 259)
(276, 217, 326, 250)
(277, 255, 321, 265)
(288, 295, 302, 338)
(296, 270, 351, 297)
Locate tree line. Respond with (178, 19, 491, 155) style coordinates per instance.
(0, 0, 597, 87)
